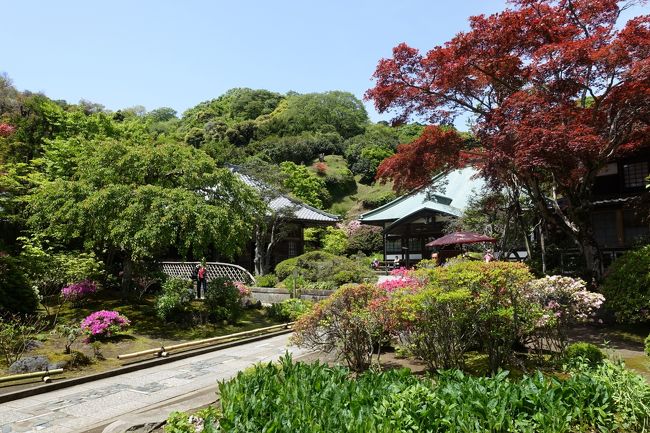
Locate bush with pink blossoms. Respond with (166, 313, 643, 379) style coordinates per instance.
(524, 275, 605, 354)
(61, 280, 97, 302)
(80, 310, 130, 341)
(234, 281, 251, 297)
(377, 268, 423, 292)
(0, 123, 16, 137)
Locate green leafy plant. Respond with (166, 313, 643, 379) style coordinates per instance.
(645, 333, 650, 357)
(53, 322, 83, 354)
(215, 355, 650, 433)
(254, 273, 278, 288)
(268, 299, 312, 322)
(155, 278, 194, 322)
(0, 314, 45, 366)
(203, 277, 242, 323)
(600, 245, 650, 323)
(165, 407, 220, 433)
(564, 342, 605, 367)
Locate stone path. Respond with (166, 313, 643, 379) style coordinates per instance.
(0, 333, 308, 433)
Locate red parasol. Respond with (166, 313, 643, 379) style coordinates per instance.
(425, 231, 497, 247)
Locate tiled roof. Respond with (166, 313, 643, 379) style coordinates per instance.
(231, 167, 339, 223)
(359, 167, 485, 223)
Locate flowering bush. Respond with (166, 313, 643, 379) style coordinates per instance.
(80, 310, 130, 341)
(234, 281, 251, 297)
(61, 280, 97, 302)
(377, 267, 423, 292)
(524, 276, 605, 354)
(293, 283, 388, 371)
(0, 123, 15, 137)
(314, 161, 328, 175)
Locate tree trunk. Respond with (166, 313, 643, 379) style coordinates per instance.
(121, 255, 133, 294)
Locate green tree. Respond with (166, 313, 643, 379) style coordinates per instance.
(270, 91, 369, 139)
(279, 161, 330, 208)
(28, 139, 263, 290)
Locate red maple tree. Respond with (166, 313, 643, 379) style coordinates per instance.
(367, 0, 650, 277)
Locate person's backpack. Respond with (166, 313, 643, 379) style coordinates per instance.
(191, 265, 199, 280)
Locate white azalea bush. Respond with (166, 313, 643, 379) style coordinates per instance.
(524, 276, 605, 354)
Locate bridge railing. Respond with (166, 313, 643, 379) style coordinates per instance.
(160, 261, 256, 286)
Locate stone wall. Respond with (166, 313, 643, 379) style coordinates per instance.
(250, 287, 333, 304)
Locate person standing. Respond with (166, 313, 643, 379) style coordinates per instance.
(196, 259, 207, 299)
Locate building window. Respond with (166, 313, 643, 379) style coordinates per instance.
(623, 161, 648, 189)
(287, 240, 298, 258)
(623, 210, 649, 246)
(592, 211, 618, 248)
(408, 237, 421, 252)
(386, 237, 401, 253)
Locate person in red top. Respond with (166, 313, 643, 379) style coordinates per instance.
(193, 259, 208, 299)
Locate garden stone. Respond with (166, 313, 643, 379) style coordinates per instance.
(24, 339, 44, 351)
(9, 355, 50, 374)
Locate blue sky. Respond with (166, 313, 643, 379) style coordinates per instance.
(2, 1, 647, 124)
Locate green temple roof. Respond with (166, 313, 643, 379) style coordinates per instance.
(359, 167, 486, 224)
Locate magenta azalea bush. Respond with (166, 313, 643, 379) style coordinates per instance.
(80, 310, 130, 340)
(61, 280, 98, 302)
(377, 268, 422, 292)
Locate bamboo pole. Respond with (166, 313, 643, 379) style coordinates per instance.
(117, 322, 294, 360)
(0, 368, 64, 383)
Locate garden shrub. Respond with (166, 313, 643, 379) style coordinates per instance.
(165, 406, 220, 433)
(432, 261, 535, 372)
(399, 287, 475, 370)
(16, 238, 103, 306)
(361, 191, 396, 209)
(80, 310, 130, 341)
(0, 253, 38, 314)
(254, 273, 277, 288)
(645, 333, 650, 357)
(155, 278, 194, 322)
(215, 355, 650, 433)
(293, 283, 387, 371)
(564, 342, 605, 367)
(523, 276, 604, 355)
(346, 224, 383, 255)
(268, 298, 312, 322)
(61, 280, 98, 304)
(600, 245, 650, 323)
(274, 250, 373, 287)
(204, 277, 242, 323)
(0, 314, 46, 366)
(321, 226, 348, 255)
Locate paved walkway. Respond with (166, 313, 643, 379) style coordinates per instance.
(0, 333, 309, 433)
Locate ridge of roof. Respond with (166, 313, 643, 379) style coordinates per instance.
(359, 167, 484, 223)
(229, 165, 339, 222)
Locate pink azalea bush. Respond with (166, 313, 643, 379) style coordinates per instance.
(81, 310, 130, 341)
(0, 123, 15, 137)
(234, 281, 251, 297)
(61, 280, 98, 302)
(378, 268, 423, 292)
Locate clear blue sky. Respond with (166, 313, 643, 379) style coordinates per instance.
(2, 1, 647, 123)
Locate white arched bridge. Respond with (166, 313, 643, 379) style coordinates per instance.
(160, 261, 256, 285)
